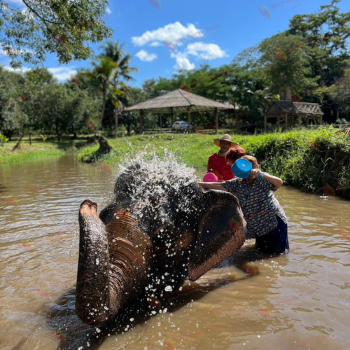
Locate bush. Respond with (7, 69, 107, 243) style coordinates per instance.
(242, 127, 350, 198)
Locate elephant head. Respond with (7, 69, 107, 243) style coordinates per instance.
(76, 159, 245, 325)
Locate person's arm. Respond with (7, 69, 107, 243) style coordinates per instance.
(198, 182, 227, 191)
(207, 156, 213, 173)
(251, 169, 283, 189)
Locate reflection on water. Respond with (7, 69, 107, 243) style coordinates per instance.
(0, 155, 349, 350)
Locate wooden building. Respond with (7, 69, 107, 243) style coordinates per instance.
(264, 101, 324, 131)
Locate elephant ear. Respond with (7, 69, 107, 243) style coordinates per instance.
(188, 190, 245, 281)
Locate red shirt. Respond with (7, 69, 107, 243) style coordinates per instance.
(207, 153, 234, 181)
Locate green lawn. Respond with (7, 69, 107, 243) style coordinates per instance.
(0, 136, 78, 165)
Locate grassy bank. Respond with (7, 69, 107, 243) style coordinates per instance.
(0, 137, 78, 165)
(78, 127, 350, 199)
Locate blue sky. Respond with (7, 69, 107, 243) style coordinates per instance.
(1, 0, 350, 87)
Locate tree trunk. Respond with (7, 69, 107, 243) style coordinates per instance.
(285, 86, 292, 101)
(96, 90, 106, 135)
(98, 136, 112, 153)
(12, 134, 24, 152)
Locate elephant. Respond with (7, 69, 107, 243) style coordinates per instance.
(76, 159, 245, 326)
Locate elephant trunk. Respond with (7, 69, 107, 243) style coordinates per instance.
(76, 200, 152, 326)
(76, 200, 111, 325)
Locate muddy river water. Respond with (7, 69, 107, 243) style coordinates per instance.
(0, 155, 349, 350)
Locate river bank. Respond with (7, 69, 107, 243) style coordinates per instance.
(0, 137, 79, 165)
(79, 126, 350, 199)
(2, 127, 349, 199)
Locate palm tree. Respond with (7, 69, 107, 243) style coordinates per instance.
(95, 40, 138, 136)
(85, 56, 128, 135)
(99, 40, 139, 84)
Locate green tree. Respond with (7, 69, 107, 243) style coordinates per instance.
(0, 0, 112, 68)
(84, 56, 129, 134)
(99, 40, 139, 83)
(330, 69, 350, 116)
(288, 0, 350, 121)
(24, 68, 57, 86)
(258, 33, 318, 100)
(98, 40, 138, 135)
(0, 67, 29, 140)
(225, 66, 271, 129)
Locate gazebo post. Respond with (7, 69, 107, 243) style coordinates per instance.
(277, 115, 280, 128)
(298, 115, 302, 128)
(285, 113, 288, 129)
(140, 110, 144, 134)
(264, 114, 267, 133)
(187, 107, 191, 133)
(215, 108, 218, 134)
(171, 108, 174, 132)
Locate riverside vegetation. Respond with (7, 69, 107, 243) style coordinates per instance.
(77, 126, 350, 200)
(0, 137, 76, 165)
(1, 127, 349, 199)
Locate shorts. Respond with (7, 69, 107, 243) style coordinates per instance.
(255, 215, 289, 255)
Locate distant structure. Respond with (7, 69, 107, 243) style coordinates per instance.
(125, 89, 234, 134)
(264, 101, 324, 131)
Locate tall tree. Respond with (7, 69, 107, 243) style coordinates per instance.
(288, 0, 350, 121)
(330, 68, 350, 116)
(99, 40, 138, 83)
(84, 56, 128, 134)
(0, 68, 29, 140)
(24, 68, 57, 86)
(98, 40, 138, 136)
(0, 0, 112, 68)
(258, 33, 318, 100)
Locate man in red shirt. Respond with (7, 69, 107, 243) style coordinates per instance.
(207, 134, 237, 181)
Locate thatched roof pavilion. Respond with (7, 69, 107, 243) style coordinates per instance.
(125, 89, 234, 134)
(264, 101, 324, 131)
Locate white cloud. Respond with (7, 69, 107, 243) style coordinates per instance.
(135, 50, 157, 62)
(168, 42, 227, 71)
(186, 42, 228, 60)
(131, 22, 204, 47)
(2, 65, 83, 82)
(3, 66, 31, 73)
(131, 22, 227, 71)
(47, 67, 77, 81)
(150, 42, 162, 47)
(170, 52, 195, 71)
(106, 7, 112, 14)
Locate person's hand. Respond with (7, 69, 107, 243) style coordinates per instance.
(250, 169, 261, 179)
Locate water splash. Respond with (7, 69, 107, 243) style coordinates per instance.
(116, 147, 197, 215)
